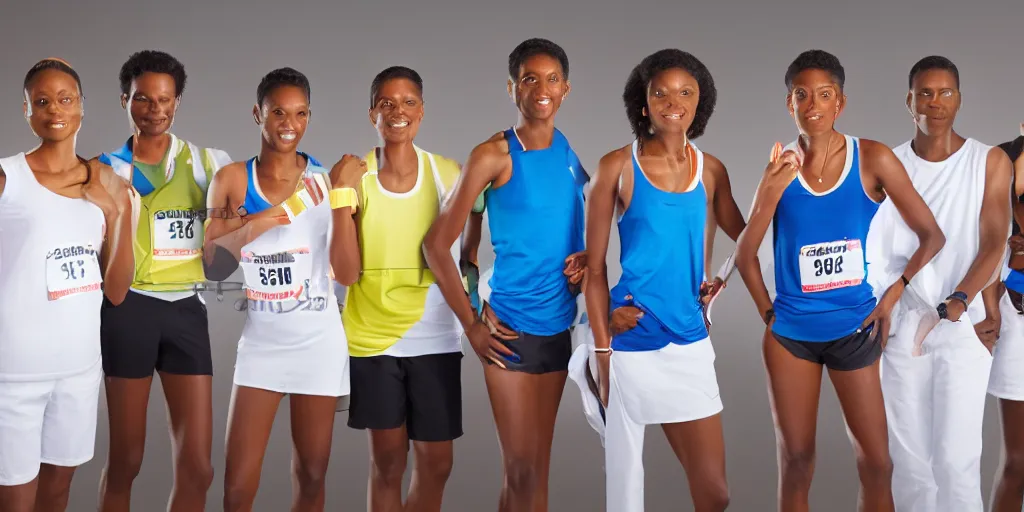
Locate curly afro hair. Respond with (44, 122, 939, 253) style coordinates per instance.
(118, 50, 187, 97)
(622, 49, 717, 140)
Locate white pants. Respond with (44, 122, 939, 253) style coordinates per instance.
(605, 338, 723, 512)
(881, 310, 993, 512)
(0, 360, 103, 486)
(989, 291, 1024, 400)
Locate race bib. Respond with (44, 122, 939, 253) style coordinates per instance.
(798, 239, 865, 293)
(45, 243, 103, 300)
(153, 209, 203, 260)
(240, 248, 312, 303)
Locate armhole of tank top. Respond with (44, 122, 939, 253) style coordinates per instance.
(0, 158, 13, 206)
(852, 137, 881, 205)
(687, 143, 703, 193)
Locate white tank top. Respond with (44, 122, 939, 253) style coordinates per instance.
(0, 153, 106, 382)
(237, 169, 339, 348)
(890, 137, 997, 320)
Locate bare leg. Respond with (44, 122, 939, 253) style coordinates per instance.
(763, 331, 824, 512)
(160, 373, 214, 512)
(288, 394, 338, 512)
(366, 427, 408, 512)
(406, 440, 455, 512)
(33, 464, 77, 511)
(483, 365, 566, 512)
(97, 376, 153, 512)
(827, 361, 895, 512)
(0, 479, 37, 512)
(991, 398, 1024, 512)
(661, 414, 730, 511)
(222, 385, 282, 512)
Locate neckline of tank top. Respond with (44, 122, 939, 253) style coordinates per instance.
(630, 139, 702, 195)
(509, 126, 564, 152)
(247, 152, 321, 204)
(905, 137, 975, 167)
(371, 146, 426, 199)
(14, 152, 95, 205)
(792, 133, 855, 197)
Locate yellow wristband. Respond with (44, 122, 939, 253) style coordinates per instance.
(329, 187, 358, 211)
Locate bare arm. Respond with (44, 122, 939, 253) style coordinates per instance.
(584, 148, 629, 350)
(707, 155, 747, 242)
(953, 148, 1013, 302)
(0, 165, 5, 198)
(201, 163, 288, 281)
(462, 212, 483, 265)
(863, 139, 946, 283)
(327, 155, 368, 286)
(735, 150, 799, 322)
(423, 136, 507, 331)
(92, 163, 135, 305)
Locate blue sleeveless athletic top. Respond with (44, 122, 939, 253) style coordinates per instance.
(610, 141, 709, 352)
(483, 127, 588, 335)
(771, 135, 880, 342)
(241, 152, 323, 215)
(1000, 137, 1024, 294)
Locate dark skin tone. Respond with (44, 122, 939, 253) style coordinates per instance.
(985, 126, 1024, 512)
(734, 67, 945, 512)
(356, 76, 478, 512)
(204, 84, 364, 512)
(904, 68, 1011, 323)
(0, 65, 134, 512)
(422, 52, 581, 512)
(97, 70, 214, 512)
(585, 66, 735, 512)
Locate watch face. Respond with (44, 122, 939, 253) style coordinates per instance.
(937, 303, 948, 319)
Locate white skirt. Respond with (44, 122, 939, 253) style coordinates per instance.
(609, 337, 723, 425)
(234, 304, 351, 397)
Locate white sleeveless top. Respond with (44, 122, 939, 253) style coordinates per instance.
(0, 153, 106, 382)
(884, 138, 999, 321)
(237, 169, 341, 349)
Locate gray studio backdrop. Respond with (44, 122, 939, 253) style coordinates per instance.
(1, 0, 1021, 510)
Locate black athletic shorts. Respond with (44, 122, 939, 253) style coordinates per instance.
(100, 290, 213, 378)
(773, 325, 881, 371)
(484, 324, 573, 375)
(347, 352, 463, 442)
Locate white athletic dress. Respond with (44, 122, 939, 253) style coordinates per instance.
(232, 163, 350, 397)
(0, 153, 105, 486)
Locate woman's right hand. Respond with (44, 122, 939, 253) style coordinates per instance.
(466, 302, 518, 369)
(760, 143, 802, 201)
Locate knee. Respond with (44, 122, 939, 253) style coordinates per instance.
(700, 479, 730, 511)
(107, 446, 145, 483)
(856, 450, 894, 485)
(294, 456, 330, 495)
(504, 457, 540, 497)
(780, 447, 815, 486)
(176, 453, 215, 493)
(222, 480, 256, 512)
(416, 452, 454, 483)
(1001, 452, 1024, 488)
(370, 449, 408, 488)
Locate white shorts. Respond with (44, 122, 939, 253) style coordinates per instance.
(989, 291, 1024, 401)
(609, 337, 723, 425)
(0, 360, 102, 486)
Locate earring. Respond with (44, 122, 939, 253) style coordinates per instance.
(648, 125, 655, 135)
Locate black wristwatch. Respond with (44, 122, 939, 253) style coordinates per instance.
(936, 302, 948, 320)
(763, 308, 775, 325)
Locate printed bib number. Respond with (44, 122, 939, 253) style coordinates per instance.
(45, 244, 103, 300)
(153, 209, 203, 260)
(240, 248, 312, 303)
(798, 239, 865, 293)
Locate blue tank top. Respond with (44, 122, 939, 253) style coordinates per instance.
(241, 152, 323, 215)
(610, 141, 709, 352)
(483, 127, 588, 335)
(1000, 137, 1024, 294)
(771, 135, 880, 342)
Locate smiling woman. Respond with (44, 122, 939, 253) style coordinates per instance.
(0, 57, 134, 512)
